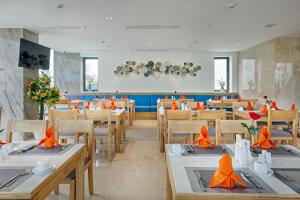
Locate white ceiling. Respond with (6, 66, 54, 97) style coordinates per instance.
(1, 0, 300, 54)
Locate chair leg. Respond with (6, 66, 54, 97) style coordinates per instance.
(70, 180, 76, 200)
(108, 135, 113, 161)
(88, 165, 94, 195)
(167, 133, 171, 144)
(54, 185, 59, 194)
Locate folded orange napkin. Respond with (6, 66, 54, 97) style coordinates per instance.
(237, 96, 241, 102)
(101, 103, 107, 109)
(180, 95, 186, 99)
(231, 95, 234, 100)
(109, 96, 113, 101)
(164, 96, 168, 100)
(291, 104, 296, 110)
(0, 140, 6, 144)
(270, 101, 277, 110)
(171, 101, 177, 110)
(193, 126, 216, 148)
(109, 100, 117, 110)
(209, 154, 247, 189)
(36, 126, 61, 148)
(84, 101, 90, 110)
(194, 102, 201, 110)
(261, 104, 268, 115)
(252, 127, 276, 149)
(245, 101, 253, 110)
(76, 96, 79, 101)
(214, 96, 218, 101)
(201, 103, 206, 110)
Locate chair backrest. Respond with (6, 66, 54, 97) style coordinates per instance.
(161, 101, 179, 109)
(113, 100, 127, 108)
(221, 99, 235, 108)
(232, 102, 259, 110)
(197, 110, 227, 120)
(216, 119, 256, 144)
(55, 120, 94, 160)
(178, 99, 194, 104)
(168, 120, 207, 134)
(84, 109, 112, 133)
(267, 109, 298, 138)
(186, 101, 204, 108)
(6, 120, 48, 142)
(166, 110, 192, 120)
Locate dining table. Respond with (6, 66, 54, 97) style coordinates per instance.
(166, 143, 300, 200)
(233, 109, 268, 121)
(0, 143, 85, 200)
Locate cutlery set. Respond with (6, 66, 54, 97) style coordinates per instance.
(0, 169, 32, 190)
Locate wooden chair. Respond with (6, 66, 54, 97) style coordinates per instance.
(54, 119, 94, 199)
(48, 109, 79, 143)
(186, 101, 204, 109)
(178, 98, 194, 104)
(161, 101, 179, 109)
(197, 110, 226, 142)
(267, 109, 298, 146)
(6, 120, 48, 143)
(165, 110, 192, 144)
(216, 120, 256, 144)
(84, 109, 116, 161)
(167, 120, 207, 144)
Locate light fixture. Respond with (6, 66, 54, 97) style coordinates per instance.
(227, 2, 237, 9)
(56, 3, 64, 9)
(264, 24, 277, 28)
(105, 17, 114, 20)
(147, 43, 153, 47)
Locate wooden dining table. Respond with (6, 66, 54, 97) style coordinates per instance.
(0, 144, 85, 200)
(166, 144, 300, 200)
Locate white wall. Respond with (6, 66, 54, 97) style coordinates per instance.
(82, 50, 238, 93)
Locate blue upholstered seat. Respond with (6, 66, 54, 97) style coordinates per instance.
(271, 128, 292, 137)
(283, 128, 300, 137)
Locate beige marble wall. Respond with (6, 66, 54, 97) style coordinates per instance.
(238, 37, 300, 109)
(0, 28, 39, 140)
(54, 52, 81, 93)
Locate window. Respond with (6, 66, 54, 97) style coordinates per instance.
(214, 57, 229, 91)
(83, 57, 98, 91)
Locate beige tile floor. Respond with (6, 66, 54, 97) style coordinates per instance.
(47, 120, 166, 200)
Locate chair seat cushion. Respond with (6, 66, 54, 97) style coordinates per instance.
(208, 128, 215, 137)
(94, 127, 109, 136)
(283, 128, 300, 137)
(271, 128, 292, 137)
(272, 121, 289, 126)
(59, 132, 75, 137)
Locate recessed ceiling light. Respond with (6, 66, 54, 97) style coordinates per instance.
(264, 24, 277, 28)
(56, 3, 64, 9)
(227, 2, 237, 9)
(105, 17, 114, 20)
(147, 43, 153, 46)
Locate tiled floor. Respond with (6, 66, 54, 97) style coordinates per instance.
(48, 120, 166, 200)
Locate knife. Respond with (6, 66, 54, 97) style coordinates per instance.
(241, 171, 262, 193)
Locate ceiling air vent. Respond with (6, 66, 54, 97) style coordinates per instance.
(126, 25, 180, 30)
(24, 26, 85, 31)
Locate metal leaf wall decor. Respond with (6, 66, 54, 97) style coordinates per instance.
(113, 61, 202, 78)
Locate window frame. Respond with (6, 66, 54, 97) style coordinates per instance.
(83, 57, 99, 91)
(214, 57, 230, 91)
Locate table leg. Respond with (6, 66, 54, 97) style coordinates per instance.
(116, 119, 121, 153)
(75, 150, 84, 200)
(166, 168, 173, 200)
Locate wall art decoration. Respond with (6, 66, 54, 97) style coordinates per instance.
(113, 61, 202, 78)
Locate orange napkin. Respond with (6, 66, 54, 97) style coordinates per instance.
(36, 126, 61, 148)
(84, 101, 90, 110)
(291, 104, 296, 110)
(245, 101, 253, 110)
(231, 95, 234, 100)
(261, 104, 268, 115)
(201, 103, 206, 110)
(180, 95, 186, 99)
(193, 126, 216, 148)
(75, 96, 79, 101)
(252, 127, 276, 149)
(164, 96, 168, 100)
(101, 103, 107, 109)
(209, 154, 247, 189)
(194, 102, 201, 110)
(0, 140, 6, 144)
(214, 96, 218, 101)
(171, 101, 177, 110)
(109, 100, 117, 110)
(67, 97, 71, 103)
(270, 101, 277, 110)
(237, 96, 241, 102)
(109, 96, 113, 101)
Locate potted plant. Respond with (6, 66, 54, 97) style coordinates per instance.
(217, 78, 226, 92)
(25, 72, 60, 119)
(241, 112, 261, 136)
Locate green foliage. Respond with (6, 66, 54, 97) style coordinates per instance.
(241, 122, 259, 136)
(25, 72, 60, 107)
